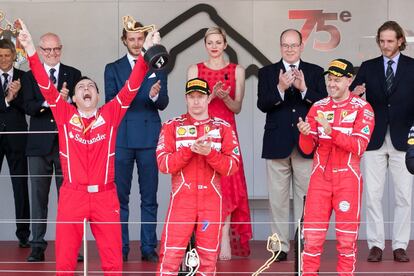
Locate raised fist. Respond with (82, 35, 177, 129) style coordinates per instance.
(143, 30, 161, 52)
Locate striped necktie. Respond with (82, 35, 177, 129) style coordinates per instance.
(2, 73, 9, 96)
(49, 68, 57, 85)
(385, 60, 394, 95)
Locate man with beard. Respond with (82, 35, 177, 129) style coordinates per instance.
(351, 21, 414, 263)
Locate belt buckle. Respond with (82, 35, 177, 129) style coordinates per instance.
(87, 185, 99, 193)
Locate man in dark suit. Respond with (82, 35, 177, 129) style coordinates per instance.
(22, 32, 81, 262)
(0, 38, 30, 248)
(104, 21, 168, 263)
(257, 29, 327, 260)
(351, 21, 414, 263)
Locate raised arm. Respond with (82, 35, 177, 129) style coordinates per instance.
(110, 30, 161, 107)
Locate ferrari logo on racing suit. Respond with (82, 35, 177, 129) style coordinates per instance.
(341, 110, 357, 123)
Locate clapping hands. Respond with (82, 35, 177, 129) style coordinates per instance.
(191, 134, 212, 156)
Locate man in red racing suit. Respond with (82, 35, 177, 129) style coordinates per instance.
(156, 78, 240, 275)
(18, 20, 158, 275)
(297, 59, 374, 275)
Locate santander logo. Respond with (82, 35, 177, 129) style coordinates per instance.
(73, 133, 106, 145)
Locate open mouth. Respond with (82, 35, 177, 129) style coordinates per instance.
(83, 94, 92, 101)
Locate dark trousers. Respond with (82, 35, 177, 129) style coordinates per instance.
(0, 136, 30, 241)
(29, 143, 62, 249)
(115, 147, 158, 255)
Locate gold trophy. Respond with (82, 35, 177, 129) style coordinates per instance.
(122, 15, 169, 71)
(252, 233, 282, 276)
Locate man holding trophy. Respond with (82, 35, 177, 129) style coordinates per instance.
(17, 18, 167, 275)
(104, 15, 169, 263)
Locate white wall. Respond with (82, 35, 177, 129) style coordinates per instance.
(0, 0, 413, 242)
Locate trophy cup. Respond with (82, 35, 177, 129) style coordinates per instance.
(122, 15, 169, 71)
(252, 233, 282, 276)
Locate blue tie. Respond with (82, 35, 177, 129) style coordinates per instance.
(2, 73, 9, 96)
(49, 68, 57, 85)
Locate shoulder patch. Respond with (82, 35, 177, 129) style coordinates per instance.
(164, 115, 186, 125)
(212, 117, 231, 127)
(350, 97, 367, 108)
(314, 97, 331, 107)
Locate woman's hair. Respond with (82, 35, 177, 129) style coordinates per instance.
(204, 27, 227, 44)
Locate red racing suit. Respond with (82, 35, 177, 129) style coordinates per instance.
(406, 125, 414, 174)
(299, 94, 374, 276)
(27, 53, 148, 275)
(156, 113, 240, 276)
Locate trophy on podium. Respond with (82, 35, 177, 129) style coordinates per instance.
(122, 15, 169, 71)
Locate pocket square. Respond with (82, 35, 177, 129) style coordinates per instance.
(148, 72, 156, 79)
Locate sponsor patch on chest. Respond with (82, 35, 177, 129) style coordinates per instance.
(317, 110, 335, 123)
(91, 115, 106, 129)
(176, 125, 197, 138)
(341, 110, 357, 123)
(69, 114, 82, 128)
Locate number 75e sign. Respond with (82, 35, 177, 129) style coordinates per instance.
(289, 10, 352, 51)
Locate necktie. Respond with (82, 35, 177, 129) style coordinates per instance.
(49, 68, 57, 85)
(385, 60, 394, 95)
(2, 73, 9, 95)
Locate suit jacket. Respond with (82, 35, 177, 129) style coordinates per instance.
(0, 68, 27, 151)
(257, 59, 327, 159)
(104, 55, 168, 149)
(351, 54, 414, 151)
(22, 63, 81, 156)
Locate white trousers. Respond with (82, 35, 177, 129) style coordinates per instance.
(266, 148, 312, 252)
(363, 131, 413, 250)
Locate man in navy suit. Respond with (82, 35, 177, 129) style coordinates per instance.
(0, 38, 30, 249)
(257, 29, 327, 261)
(104, 21, 168, 263)
(22, 32, 81, 262)
(351, 21, 414, 263)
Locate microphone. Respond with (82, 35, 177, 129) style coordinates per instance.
(224, 73, 228, 80)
